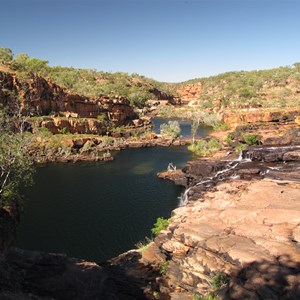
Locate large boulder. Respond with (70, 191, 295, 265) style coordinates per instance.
(264, 127, 300, 146)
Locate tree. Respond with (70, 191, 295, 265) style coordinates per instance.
(26, 57, 49, 75)
(160, 120, 181, 139)
(0, 48, 13, 64)
(191, 120, 199, 143)
(11, 53, 48, 75)
(190, 111, 204, 143)
(293, 62, 300, 71)
(0, 108, 34, 207)
(10, 53, 30, 71)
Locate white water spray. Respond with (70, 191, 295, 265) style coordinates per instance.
(179, 154, 251, 206)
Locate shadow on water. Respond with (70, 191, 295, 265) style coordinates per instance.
(16, 146, 192, 263)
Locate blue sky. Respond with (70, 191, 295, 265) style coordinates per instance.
(1, 0, 299, 82)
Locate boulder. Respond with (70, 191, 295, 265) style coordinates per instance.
(283, 150, 300, 161)
(264, 128, 300, 146)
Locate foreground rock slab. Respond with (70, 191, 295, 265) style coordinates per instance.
(156, 178, 300, 299)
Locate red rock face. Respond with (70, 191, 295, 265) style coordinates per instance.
(175, 82, 202, 104)
(220, 109, 300, 129)
(0, 71, 138, 125)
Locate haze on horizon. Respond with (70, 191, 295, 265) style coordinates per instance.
(1, 0, 299, 82)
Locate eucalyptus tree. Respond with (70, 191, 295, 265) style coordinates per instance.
(0, 108, 34, 207)
(0, 47, 13, 64)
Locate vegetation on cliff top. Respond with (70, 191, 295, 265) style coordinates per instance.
(2, 47, 300, 114)
(0, 47, 175, 108)
(175, 63, 300, 109)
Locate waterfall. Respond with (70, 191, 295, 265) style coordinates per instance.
(179, 187, 191, 206)
(179, 154, 251, 206)
(179, 144, 300, 206)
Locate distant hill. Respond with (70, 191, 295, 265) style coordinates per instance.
(1, 47, 300, 112)
(173, 64, 300, 110)
(0, 48, 175, 108)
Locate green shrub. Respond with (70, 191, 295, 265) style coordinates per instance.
(37, 127, 53, 138)
(159, 261, 169, 275)
(243, 134, 260, 145)
(225, 133, 232, 145)
(213, 121, 228, 131)
(97, 113, 108, 121)
(135, 237, 153, 251)
(112, 125, 126, 134)
(193, 293, 219, 300)
(0, 47, 13, 64)
(210, 271, 230, 289)
(235, 143, 247, 152)
(188, 139, 222, 157)
(151, 217, 169, 236)
(193, 271, 229, 300)
(160, 120, 181, 138)
(58, 127, 69, 134)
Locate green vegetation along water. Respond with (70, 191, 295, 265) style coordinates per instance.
(152, 117, 212, 137)
(16, 146, 192, 262)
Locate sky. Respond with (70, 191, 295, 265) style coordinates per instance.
(1, 0, 300, 82)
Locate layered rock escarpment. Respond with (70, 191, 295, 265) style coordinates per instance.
(220, 108, 300, 129)
(174, 83, 202, 105)
(174, 74, 300, 111)
(0, 71, 139, 133)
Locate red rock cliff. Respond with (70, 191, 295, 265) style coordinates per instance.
(0, 71, 137, 126)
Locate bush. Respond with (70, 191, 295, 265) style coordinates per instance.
(193, 293, 219, 300)
(37, 127, 53, 138)
(188, 139, 222, 157)
(160, 120, 181, 138)
(225, 133, 232, 145)
(151, 217, 169, 236)
(235, 143, 247, 152)
(135, 237, 153, 251)
(97, 113, 108, 121)
(58, 127, 69, 134)
(213, 121, 228, 131)
(243, 134, 260, 145)
(0, 111, 34, 207)
(11, 53, 49, 75)
(159, 261, 169, 275)
(193, 271, 229, 300)
(0, 47, 13, 64)
(210, 271, 230, 289)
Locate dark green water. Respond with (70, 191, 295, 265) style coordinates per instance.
(17, 146, 192, 262)
(152, 117, 212, 137)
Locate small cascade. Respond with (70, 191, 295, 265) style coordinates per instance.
(179, 144, 300, 206)
(244, 145, 300, 162)
(179, 154, 250, 206)
(179, 187, 191, 206)
(241, 149, 253, 161)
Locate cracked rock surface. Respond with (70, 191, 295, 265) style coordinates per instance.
(154, 178, 300, 299)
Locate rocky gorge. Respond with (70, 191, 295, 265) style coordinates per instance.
(1, 59, 300, 299)
(0, 125, 299, 299)
(0, 70, 144, 132)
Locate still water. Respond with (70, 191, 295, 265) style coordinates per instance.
(17, 119, 211, 262)
(17, 146, 192, 262)
(152, 117, 212, 137)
